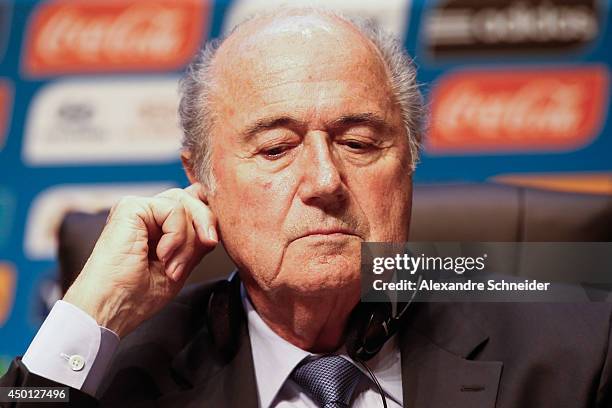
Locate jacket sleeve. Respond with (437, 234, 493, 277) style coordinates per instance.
(0, 358, 98, 407)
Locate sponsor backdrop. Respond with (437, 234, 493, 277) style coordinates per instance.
(0, 0, 610, 373)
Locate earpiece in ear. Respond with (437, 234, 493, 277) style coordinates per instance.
(346, 299, 393, 361)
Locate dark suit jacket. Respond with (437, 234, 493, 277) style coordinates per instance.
(2, 280, 611, 408)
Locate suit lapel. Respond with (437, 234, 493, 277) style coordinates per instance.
(165, 281, 259, 408)
(399, 302, 502, 408)
(160, 283, 503, 408)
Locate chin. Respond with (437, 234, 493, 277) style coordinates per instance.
(277, 253, 362, 297)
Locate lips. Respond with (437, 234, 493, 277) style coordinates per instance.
(294, 228, 360, 241)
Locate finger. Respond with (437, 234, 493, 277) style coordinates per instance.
(106, 196, 183, 264)
(169, 241, 211, 284)
(164, 214, 198, 282)
(157, 188, 218, 245)
(150, 192, 215, 281)
(153, 198, 188, 264)
(104, 195, 202, 283)
(163, 210, 215, 282)
(183, 183, 218, 243)
(184, 182, 207, 202)
(186, 195, 218, 244)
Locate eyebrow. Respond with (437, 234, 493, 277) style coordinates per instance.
(328, 113, 389, 132)
(241, 112, 390, 140)
(242, 116, 303, 140)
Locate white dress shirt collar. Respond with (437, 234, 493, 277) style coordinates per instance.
(241, 286, 403, 408)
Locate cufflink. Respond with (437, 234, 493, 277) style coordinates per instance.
(60, 352, 86, 371)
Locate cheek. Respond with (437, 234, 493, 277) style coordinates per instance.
(357, 169, 412, 242)
(215, 172, 277, 235)
(209, 161, 297, 276)
(212, 150, 272, 222)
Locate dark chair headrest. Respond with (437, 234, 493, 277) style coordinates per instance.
(410, 183, 612, 242)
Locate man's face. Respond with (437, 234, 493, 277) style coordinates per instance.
(207, 16, 413, 297)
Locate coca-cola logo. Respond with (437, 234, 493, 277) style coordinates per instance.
(23, 0, 209, 76)
(427, 66, 609, 153)
(0, 80, 12, 151)
(423, 0, 600, 58)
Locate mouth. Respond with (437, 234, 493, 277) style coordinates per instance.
(294, 228, 361, 241)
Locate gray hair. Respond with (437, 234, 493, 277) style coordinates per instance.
(179, 9, 424, 190)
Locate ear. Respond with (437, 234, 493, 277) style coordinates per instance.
(181, 149, 199, 184)
(181, 150, 212, 204)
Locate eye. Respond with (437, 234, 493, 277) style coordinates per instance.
(261, 145, 291, 160)
(340, 139, 373, 152)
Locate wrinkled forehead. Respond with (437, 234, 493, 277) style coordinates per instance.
(210, 12, 393, 106)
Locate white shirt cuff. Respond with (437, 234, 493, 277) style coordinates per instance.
(22, 300, 120, 397)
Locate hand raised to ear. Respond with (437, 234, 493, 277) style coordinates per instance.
(63, 183, 218, 338)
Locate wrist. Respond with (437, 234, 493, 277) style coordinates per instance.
(63, 279, 131, 337)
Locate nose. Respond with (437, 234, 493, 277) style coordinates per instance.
(297, 132, 347, 210)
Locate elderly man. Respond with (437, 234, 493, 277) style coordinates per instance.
(2, 8, 611, 408)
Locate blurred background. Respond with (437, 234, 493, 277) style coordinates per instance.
(0, 0, 611, 374)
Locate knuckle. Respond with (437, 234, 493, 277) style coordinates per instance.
(116, 195, 140, 208)
(168, 229, 187, 244)
(167, 187, 183, 195)
(158, 188, 184, 200)
(111, 196, 143, 217)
